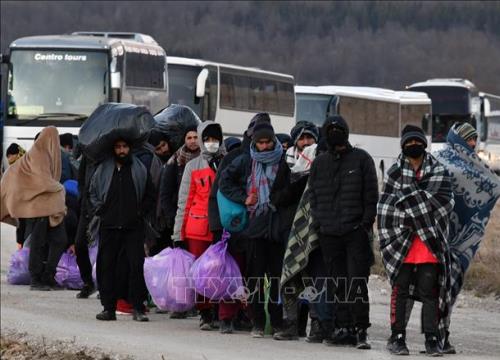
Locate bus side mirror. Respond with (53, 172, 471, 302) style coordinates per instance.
(110, 72, 121, 89)
(196, 68, 209, 98)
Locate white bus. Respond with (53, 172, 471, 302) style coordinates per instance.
(295, 85, 432, 178)
(167, 56, 296, 136)
(1, 32, 167, 157)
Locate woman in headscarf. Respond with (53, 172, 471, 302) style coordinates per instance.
(1, 126, 68, 291)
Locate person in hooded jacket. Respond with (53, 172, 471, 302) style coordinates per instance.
(308, 115, 378, 349)
(219, 120, 305, 338)
(208, 113, 271, 334)
(172, 121, 226, 330)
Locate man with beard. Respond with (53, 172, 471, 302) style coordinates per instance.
(308, 115, 378, 349)
(286, 121, 319, 168)
(89, 138, 155, 322)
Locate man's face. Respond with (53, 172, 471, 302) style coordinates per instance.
(467, 136, 478, 151)
(63, 145, 72, 152)
(255, 138, 275, 152)
(185, 131, 199, 151)
(296, 134, 316, 151)
(154, 140, 170, 157)
(114, 140, 130, 159)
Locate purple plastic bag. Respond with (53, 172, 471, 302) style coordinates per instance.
(144, 247, 196, 312)
(7, 246, 31, 285)
(55, 252, 84, 289)
(191, 231, 244, 301)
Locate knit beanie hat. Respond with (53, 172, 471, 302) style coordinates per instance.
(401, 125, 428, 148)
(252, 121, 275, 142)
(59, 133, 74, 148)
(454, 122, 478, 142)
(247, 113, 271, 137)
(202, 124, 223, 142)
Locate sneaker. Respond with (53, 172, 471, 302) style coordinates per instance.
(199, 310, 213, 331)
(133, 310, 149, 322)
(441, 331, 456, 354)
(324, 328, 357, 347)
(425, 335, 443, 357)
(220, 319, 234, 334)
(251, 327, 265, 338)
(387, 334, 410, 355)
(356, 328, 371, 350)
(306, 319, 325, 343)
(30, 281, 51, 291)
(96, 310, 117, 321)
(76, 283, 96, 299)
(273, 321, 299, 341)
(170, 311, 187, 319)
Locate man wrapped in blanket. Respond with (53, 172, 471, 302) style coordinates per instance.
(378, 125, 454, 356)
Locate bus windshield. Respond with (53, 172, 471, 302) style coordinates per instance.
(410, 86, 470, 115)
(168, 64, 202, 117)
(7, 49, 108, 120)
(296, 94, 336, 126)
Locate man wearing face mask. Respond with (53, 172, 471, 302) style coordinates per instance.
(89, 138, 155, 322)
(172, 121, 226, 331)
(379, 125, 454, 356)
(308, 115, 378, 349)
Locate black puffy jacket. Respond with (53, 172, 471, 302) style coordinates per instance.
(308, 144, 378, 236)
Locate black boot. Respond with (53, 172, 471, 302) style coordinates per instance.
(273, 320, 299, 340)
(356, 328, 371, 350)
(76, 282, 96, 299)
(30, 279, 50, 291)
(133, 309, 149, 322)
(306, 318, 325, 343)
(387, 333, 410, 355)
(324, 327, 358, 346)
(199, 309, 213, 331)
(425, 334, 443, 357)
(96, 310, 116, 321)
(441, 330, 456, 354)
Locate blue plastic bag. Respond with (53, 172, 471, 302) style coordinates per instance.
(144, 247, 196, 312)
(191, 231, 244, 301)
(217, 190, 248, 233)
(55, 252, 84, 289)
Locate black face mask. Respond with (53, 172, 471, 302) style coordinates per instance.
(326, 130, 348, 148)
(403, 144, 425, 159)
(114, 152, 132, 165)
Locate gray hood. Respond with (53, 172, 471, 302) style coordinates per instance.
(197, 121, 226, 159)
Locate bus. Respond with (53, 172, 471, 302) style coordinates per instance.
(295, 85, 432, 179)
(406, 78, 483, 151)
(167, 56, 296, 136)
(1, 32, 167, 156)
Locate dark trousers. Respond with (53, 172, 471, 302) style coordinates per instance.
(320, 227, 371, 330)
(391, 263, 439, 335)
(97, 228, 147, 312)
(308, 248, 335, 325)
(74, 212, 93, 285)
(246, 240, 284, 329)
(28, 217, 67, 283)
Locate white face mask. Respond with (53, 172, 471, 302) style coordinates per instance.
(204, 142, 220, 153)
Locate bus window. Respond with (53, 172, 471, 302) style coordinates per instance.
(277, 81, 294, 116)
(234, 75, 249, 110)
(249, 77, 264, 111)
(263, 80, 279, 113)
(220, 72, 235, 109)
(168, 64, 203, 116)
(7, 49, 108, 120)
(125, 53, 165, 89)
(296, 93, 333, 126)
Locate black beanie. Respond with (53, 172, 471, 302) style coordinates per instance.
(59, 133, 74, 148)
(247, 113, 271, 137)
(184, 125, 198, 139)
(323, 115, 349, 138)
(401, 125, 428, 148)
(252, 121, 275, 142)
(6, 143, 21, 156)
(148, 130, 167, 147)
(202, 124, 223, 142)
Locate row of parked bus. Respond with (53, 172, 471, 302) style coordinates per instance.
(1, 31, 499, 174)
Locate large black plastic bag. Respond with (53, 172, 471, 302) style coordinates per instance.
(79, 103, 155, 162)
(154, 104, 201, 152)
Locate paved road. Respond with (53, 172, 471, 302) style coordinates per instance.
(1, 224, 499, 360)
